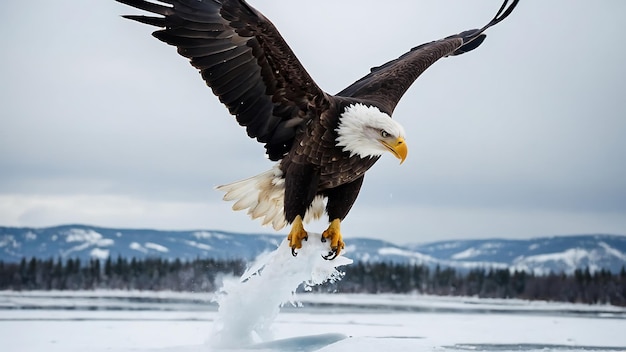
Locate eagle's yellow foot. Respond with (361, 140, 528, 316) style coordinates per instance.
(287, 215, 308, 257)
(321, 219, 344, 260)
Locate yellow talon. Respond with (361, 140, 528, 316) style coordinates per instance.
(321, 218, 344, 260)
(287, 215, 308, 256)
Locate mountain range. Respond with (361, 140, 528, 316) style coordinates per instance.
(1, 225, 625, 274)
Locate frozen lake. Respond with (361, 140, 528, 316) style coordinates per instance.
(1, 290, 625, 352)
(2, 236, 625, 351)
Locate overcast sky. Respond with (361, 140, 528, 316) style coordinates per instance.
(1, 0, 625, 244)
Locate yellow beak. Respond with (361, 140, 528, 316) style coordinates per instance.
(381, 137, 408, 164)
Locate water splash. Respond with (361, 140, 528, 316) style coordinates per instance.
(209, 233, 352, 348)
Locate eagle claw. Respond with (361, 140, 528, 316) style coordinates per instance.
(322, 249, 339, 260)
(320, 234, 339, 260)
(291, 235, 308, 257)
(321, 219, 344, 260)
(288, 215, 308, 257)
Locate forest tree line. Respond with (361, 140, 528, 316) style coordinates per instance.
(1, 257, 625, 306)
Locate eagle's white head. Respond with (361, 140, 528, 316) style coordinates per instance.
(335, 103, 408, 163)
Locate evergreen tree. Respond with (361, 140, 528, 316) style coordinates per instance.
(1, 256, 625, 306)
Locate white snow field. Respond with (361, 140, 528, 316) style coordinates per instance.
(2, 234, 626, 352)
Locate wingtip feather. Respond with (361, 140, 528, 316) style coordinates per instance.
(122, 15, 166, 27)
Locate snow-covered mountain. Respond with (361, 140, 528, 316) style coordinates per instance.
(409, 235, 626, 275)
(1, 225, 625, 274)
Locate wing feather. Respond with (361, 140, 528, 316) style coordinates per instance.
(338, 0, 519, 114)
(117, 0, 329, 161)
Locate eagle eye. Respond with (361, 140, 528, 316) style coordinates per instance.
(380, 130, 390, 138)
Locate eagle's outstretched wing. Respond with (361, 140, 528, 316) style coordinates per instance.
(117, 0, 329, 161)
(337, 0, 519, 115)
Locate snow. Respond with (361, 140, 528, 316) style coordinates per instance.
(98, 238, 115, 246)
(61, 242, 92, 256)
(599, 241, 626, 261)
(24, 231, 37, 240)
(0, 234, 16, 248)
(145, 242, 170, 253)
(452, 247, 483, 259)
(377, 247, 437, 262)
(129, 241, 148, 253)
(193, 231, 230, 240)
(64, 228, 103, 243)
(452, 243, 502, 260)
(128, 242, 170, 254)
(434, 241, 463, 250)
(60, 229, 115, 257)
(184, 239, 213, 251)
(130, 241, 170, 254)
(513, 248, 597, 274)
(2, 235, 626, 352)
(520, 248, 591, 266)
(90, 247, 109, 259)
(377, 246, 512, 271)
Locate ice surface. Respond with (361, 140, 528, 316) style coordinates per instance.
(245, 333, 348, 352)
(2, 292, 626, 352)
(3, 307, 625, 352)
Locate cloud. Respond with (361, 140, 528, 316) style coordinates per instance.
(0, 0, 624, 241)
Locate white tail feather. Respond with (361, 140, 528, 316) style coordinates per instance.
(216, 165, 325, 231)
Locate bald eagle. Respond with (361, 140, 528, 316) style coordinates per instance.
(116, 0, 519, 259)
